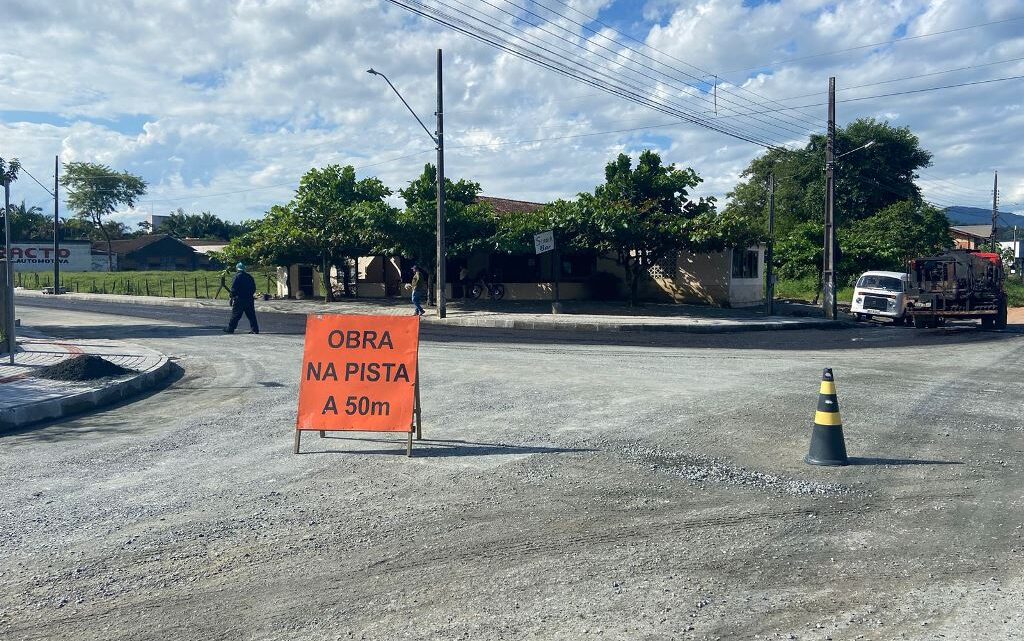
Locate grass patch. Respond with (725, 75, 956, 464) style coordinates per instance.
(779, 275, 1024, 308)
(1006, 278, 1024, 307)
(775, 277, 854, 304)
(15, 269, 278, 300)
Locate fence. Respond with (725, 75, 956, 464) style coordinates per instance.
(14, 271, 277, 301)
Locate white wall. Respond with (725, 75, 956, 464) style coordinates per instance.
(2, 242, 93, 272)
(727, 245, 766, 308)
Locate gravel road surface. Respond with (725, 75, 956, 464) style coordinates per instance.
(2, 300, 1022, 640)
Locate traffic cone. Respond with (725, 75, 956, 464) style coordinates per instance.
(805, 368, 849, 466)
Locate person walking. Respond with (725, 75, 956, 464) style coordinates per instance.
(409, 265, 426, 316)
(224, 262, 260, 334)
(458, 265, 469, 298)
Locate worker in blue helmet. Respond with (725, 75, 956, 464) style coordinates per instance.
(224, 262, 260, 334)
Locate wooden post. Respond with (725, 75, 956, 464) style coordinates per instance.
(319, 430, 325, 438)
(407, 429, 413, 457)
(414, 364, 422, 441)
(205, 277, 210, 298)
(194, 277, 198, 298)
(294, 430, 301, 454)
(171, 279, 176, 297)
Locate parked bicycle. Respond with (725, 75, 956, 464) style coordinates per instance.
(468, 275, 505, 300)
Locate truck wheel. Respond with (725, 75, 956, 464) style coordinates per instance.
(995, 301, 1008, 329)
(913, 315, 927, 329)
(981, 316, 994, 330)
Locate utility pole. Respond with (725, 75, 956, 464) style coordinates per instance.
(991, 170, 999, 252)
(764, 173, 775, 316)
(435, 48, 447, 319)
(54, 156, 60, 295)
(3, 176, 13, 363)
(823, 77, 837, 320)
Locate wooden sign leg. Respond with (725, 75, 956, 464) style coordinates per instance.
(319, 430, 325, 438)
(414, 369, 423, 441)
(294, 430, 301, 454)
(406, 429, 413, 457)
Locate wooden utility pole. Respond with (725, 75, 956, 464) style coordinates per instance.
(435, 48, 447, 319)
(823, 77, 837, 320)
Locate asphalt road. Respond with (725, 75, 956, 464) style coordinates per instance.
(2, 299, 1023, 640)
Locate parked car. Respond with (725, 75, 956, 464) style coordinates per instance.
(850, 271, 910, 324)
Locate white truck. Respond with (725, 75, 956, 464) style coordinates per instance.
(850, 271, 911, 325)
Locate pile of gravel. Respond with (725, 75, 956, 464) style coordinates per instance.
(628, 447, 854, 497)
(36, 355, 133, 381)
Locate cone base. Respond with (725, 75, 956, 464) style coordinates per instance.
(805, 424, 849, 466)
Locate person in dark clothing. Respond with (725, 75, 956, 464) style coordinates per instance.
(224, 263, 259, 334)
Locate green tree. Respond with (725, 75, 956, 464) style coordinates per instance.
(725, 118, 934, 285)
(573, 150, 723, 305)
(5, 201, 51, 240)
(841, 201, 952, 279)
(224, 166, 396, 301)
(156, 209, 250, 240)
(390, 164, 495, 301)
(60, 162, 147, 271)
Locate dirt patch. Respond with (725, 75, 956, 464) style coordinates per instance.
(36, 355, 134, 381)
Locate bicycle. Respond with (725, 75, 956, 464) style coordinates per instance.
(469, 276, 505, 300)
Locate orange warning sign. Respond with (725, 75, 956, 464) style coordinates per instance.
(296, 314, 420, 432)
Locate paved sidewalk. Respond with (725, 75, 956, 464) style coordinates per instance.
(16, 289, 844, 333)
(0, 331, 173, 431)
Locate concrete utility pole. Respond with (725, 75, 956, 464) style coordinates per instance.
(823, 77, 837, 320)
(54, 156, 60, 295)
(764, 173, 775, 316)
(992, 171, 999, 252)
(367, 51, 447, 319)
(435, 48, 447, 319)
(3, 176, 13, 363)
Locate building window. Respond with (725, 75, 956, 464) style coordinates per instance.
(732, 248, 759, 279)
(490, 254, 542, 283)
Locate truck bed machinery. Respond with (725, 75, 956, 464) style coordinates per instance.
(905, 250, 1007, 329)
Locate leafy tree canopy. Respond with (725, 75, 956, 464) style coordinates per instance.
(221, 165, 397, 300)
(389, 164, 495, 279)
(60, 162, 147, 270)
(724, 118, 939, 285)
(573, 150, 723, 304)
(155, 209, 251, 241)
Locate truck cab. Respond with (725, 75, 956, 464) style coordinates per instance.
(851, 271, 910, 324)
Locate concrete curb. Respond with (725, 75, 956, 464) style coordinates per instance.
(0, 353, 174, 432)
(16, 289, 849, 334)
(432, 316, 848, 333)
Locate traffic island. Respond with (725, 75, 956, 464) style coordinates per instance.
(0, 335, 173, 431)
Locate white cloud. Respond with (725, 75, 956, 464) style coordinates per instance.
(0, 0, 1021, 226)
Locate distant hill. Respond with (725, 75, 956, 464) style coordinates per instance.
(944, 206, 1024, 240)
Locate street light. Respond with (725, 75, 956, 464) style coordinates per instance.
(823, 138, 876, 320)
(367, 50, 447, 319)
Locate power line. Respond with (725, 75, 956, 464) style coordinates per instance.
(432, 0, 800, 146)
(707, 74, 1024, 118)
(512, 0, 821, 135)
(720, 15, 1024, 75)
(385, 0, 787, 149)
(16, 166, 55, 197)
(541, 0, 825, 131)
(765, 55, 1024, 102)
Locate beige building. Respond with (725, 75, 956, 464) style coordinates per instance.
(274, 196, 765, 307)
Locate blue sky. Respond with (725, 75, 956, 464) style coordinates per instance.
(1, 0, 1021, 226)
